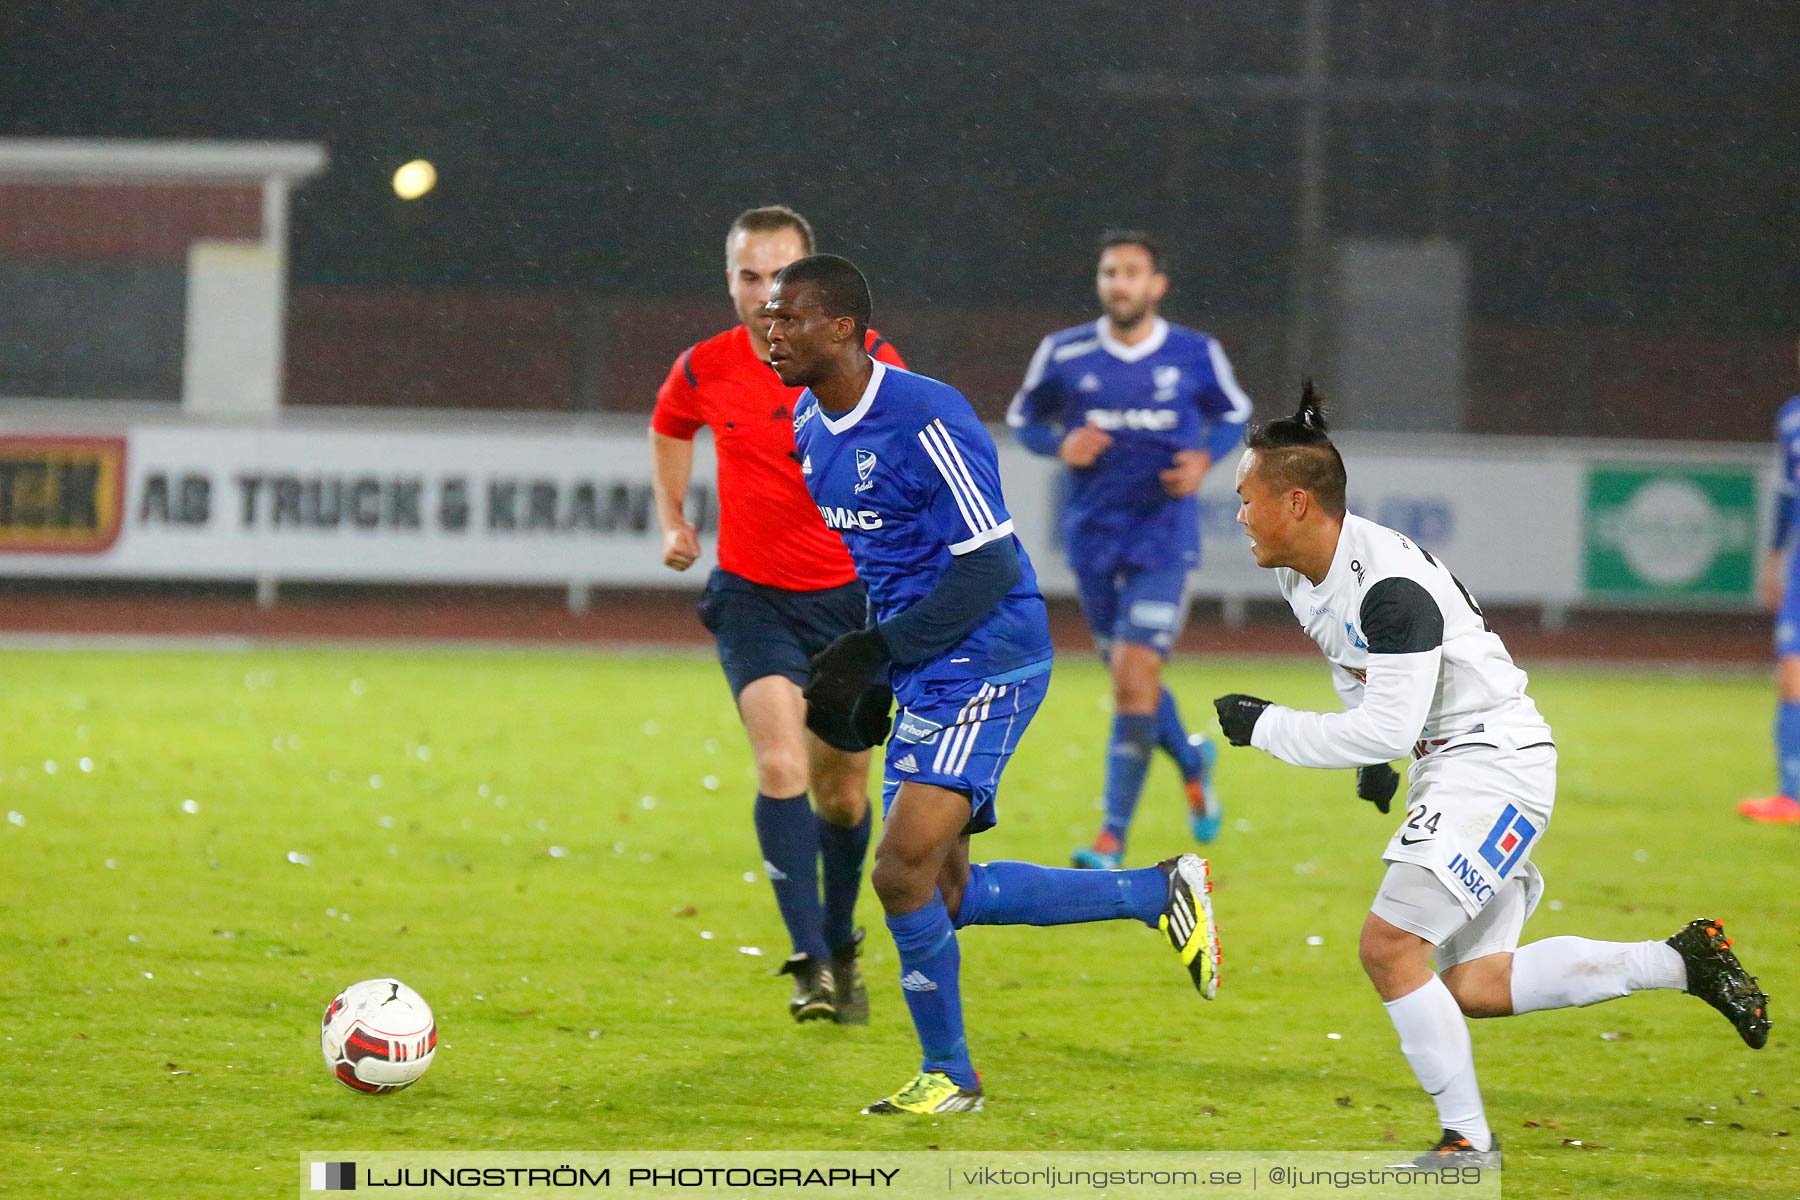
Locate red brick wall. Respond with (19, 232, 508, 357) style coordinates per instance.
(285, 288, 578, 410)
(0, 182, 261, 260)
(280, 284, 1793, 439)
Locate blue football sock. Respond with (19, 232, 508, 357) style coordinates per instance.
(753, 792, 828, 962)
(1777, 702, 1800, 798)
(1102, 712, 1159, 847)
(1156, 688, 1206, 780)
(886, 895, 976, 1087)
(956, 860, 1168, 929)
(818, 806, 872, 955)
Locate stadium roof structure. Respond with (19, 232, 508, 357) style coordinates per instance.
(0, 138, 326, 183)
(0, 138, 328, 415)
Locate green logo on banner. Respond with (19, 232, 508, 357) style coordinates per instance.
(1584, 467, 1757, 597)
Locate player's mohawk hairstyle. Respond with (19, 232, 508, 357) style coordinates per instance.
(1247, 379, 1333, 447)
(1245, 380, 1349, 516)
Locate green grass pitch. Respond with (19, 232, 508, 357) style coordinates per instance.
(2, 646, 1794, 1197)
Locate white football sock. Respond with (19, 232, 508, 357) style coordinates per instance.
(1383, 976, 1492, 1151)
(1509, 936, 1686, 1015)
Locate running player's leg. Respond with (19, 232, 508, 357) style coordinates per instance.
(808, 733, 873, 1022)
(792, 578, 880, 1020)
(1363, 867, 1495, 1158)
(1081, 565, 1217, 864)
(1434, 870, 1770, 1049)
(794, 580, 877, 957)
(739, 677, 830, 967)
(1123, 565, 1211, 782)
(1071, 568, 1132, 867)
(1741, 620, 1800, 820)
(702, 573, 834, 1015)
(866, 779, 983, 1108)
(866, 673, 1219, 1112)
(1091, 639, 1159, 862)
(904, 674, 1212, 957)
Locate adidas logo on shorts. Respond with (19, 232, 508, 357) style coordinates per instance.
(900, 970, 938, 992)
(894, 753, 919, 774)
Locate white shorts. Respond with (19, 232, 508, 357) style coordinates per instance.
(1371, 860, 1545, 969)
(1379, 739, 1556, 923)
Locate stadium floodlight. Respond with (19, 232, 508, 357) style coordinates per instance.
(392, 158, 437, 201)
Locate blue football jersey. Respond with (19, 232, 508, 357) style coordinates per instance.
(794, 361, 1053, 701)
(1778, 395, 1800, 579)
(1007, 318, 1250, 573)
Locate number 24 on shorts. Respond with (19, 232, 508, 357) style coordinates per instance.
(1398, 804, 1440, 845)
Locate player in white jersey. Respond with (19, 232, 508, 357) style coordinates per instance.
(1211, 385, 1770, 1172)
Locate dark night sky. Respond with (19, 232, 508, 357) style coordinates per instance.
(3, 1, 1795, 325)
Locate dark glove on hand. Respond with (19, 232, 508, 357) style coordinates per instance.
(1355, 762, 1400, 814)
(1212, 693, 1271, 747)
(805, 627, 891, 712)
(805, 683, 894, 753)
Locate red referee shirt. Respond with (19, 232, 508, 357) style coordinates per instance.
(651, 324, 906, 591)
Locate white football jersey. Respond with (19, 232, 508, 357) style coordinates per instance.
(1251, 512, 1553, 769)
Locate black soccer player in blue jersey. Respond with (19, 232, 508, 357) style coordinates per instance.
(765, 254, 1223, 1115)
(1009, 231, 1251, 868)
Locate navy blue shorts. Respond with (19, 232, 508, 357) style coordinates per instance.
(1074, 563, 1193, 658)
(695, 568, 869, 700)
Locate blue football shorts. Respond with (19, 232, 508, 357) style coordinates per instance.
(1074, 563, 1193, 658)
(880, 664, 1052, 836)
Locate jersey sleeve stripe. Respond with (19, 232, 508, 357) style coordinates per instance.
(917, 426, 985, 537)
(1005, 336, 1055, 428)
(922, 419, 1000, 528)
(680, 349, 698, 390)
(1206, 339, 1252, 422)
(918, 420, 999, 537)
(948, 518, 1014, 557)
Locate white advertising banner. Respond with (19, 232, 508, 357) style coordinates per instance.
(1001, 437, 1589, 606)
(0, 418, 1774, 608)
(0, 423, 718, 585)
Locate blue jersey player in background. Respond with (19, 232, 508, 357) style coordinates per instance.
(1741, 344, 1800, 825)
(767, 254, 1222, 1115)
(1008, 231, 1251, 868)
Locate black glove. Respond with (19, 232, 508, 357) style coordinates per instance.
(805, 627, 891, 712)
(1356, 762, 1400, 814)
(806, 683, 894, 753)
(1213, 693, 1271, 747)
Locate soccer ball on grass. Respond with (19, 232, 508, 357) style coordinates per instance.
(321, 977, 437, 1093)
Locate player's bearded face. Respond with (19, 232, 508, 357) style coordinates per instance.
(727, 229, 809, 345)
(1096, 246, 1166, 329)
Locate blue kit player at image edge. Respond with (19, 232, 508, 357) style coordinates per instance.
(1741, 392, 1800, 824)
(1008, 316, 1250, 862)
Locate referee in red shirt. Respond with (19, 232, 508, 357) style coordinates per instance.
(649, 206, 905, 1025)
